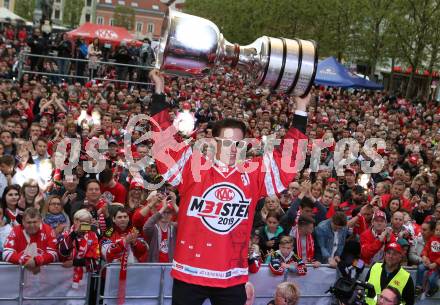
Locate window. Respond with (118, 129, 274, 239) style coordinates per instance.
(131, 2, 138, 7)
(118, 0, 125, 5)
(55, 0, 61, 3)
(105, 0, 112, 3)
(136, 22, 143, 33)
(85, 14, 91, 22)
(86, 0, 92, 6)
(97, 16, 104, 25)
(54, 9, 60, 20)
(109, 18, 115, 26)
(4, 0, 10, 8)
(147, 23, 154, 33)
(152, 5, 159, 10)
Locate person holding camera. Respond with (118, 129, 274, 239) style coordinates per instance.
(58, 208, 99, 288)
(364, 242, 414, 305)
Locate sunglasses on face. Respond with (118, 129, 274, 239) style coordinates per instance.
(215, 137, 247, 149)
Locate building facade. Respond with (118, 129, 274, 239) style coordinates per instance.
(0, 0, 15, 11)
(80, 0, 98, 24)
(95, 0, 172, 40)
(51, 0, 65, 24)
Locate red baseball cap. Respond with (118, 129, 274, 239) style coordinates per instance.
(130, 180, 144, 190)
(372, 210, 387, 222)
(344, 167, 356, 175)
(385, 242, 403, 254)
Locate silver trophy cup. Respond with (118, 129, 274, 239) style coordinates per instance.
(156, 10, 318, 97)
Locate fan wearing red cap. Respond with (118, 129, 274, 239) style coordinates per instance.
(360, 210, 396, 265)
(364, 240, 414, 305)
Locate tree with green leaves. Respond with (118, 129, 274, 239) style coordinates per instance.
(63, 0, 85, 28)
(389, 0, 440, 98)
(113, 5, 135, 31)
(14, 0, 36, 21)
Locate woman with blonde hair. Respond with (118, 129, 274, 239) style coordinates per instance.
(253, 196, 285, 229)
(19, 179, 44, 211)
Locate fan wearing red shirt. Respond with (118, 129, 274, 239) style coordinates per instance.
(381, 181, 411, 211)
(101, 207, 149, 263)
(360, 210, 396, 265)
(2, 208, 58, 273)
(99, 167, 127, 204)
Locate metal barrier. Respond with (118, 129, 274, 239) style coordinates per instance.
(0, 263, 91, 305)
(1, 263, 439, 305)
(98, 263, 440, 305)
(17, 52, 155, 87)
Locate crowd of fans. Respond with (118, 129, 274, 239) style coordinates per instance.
(0, 23, 440, 303)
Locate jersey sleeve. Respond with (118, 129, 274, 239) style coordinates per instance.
(2, 228, 27, 264)
(150, 93, 192, 188)
(258, 113, 308, 198)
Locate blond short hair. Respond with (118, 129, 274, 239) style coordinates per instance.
(74, 209, 92, 222)
(276, 282, 300, 305)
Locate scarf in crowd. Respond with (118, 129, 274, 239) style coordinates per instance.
(293, 226, 314, 263)
(44, 213, 67, 229)
(118, 244, 129, 305)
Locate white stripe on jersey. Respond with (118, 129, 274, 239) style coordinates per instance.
(263, 154, 276, 196)
(162, 147, 193, 185)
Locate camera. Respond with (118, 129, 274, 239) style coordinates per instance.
(327, 278, 375, 305)
(79, 223, 92, 232)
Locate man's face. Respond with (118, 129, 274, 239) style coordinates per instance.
(23, 215, 41, 235)
(6, 121, 15, 132)
(86, 182, 101, 202)
(373, 217, 387, 233)
(385, 249, 402, 268)
(300, 207, 314, 219)
(63, 175, 79, 192)
(391, 184, 404, 197)
(391, 212, 404, 230)
(345, 172, 355, 186)
(30, 125, 41, 138)
(215, 127, 244, 166)
(377, 288, 397, 305)
(113, 211, 129, 231)
(137, 146, 149, 159)
(321, 191, 333, 207)
(421, 223, 433, 240)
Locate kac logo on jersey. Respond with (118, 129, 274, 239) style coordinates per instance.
(187, 183, 251, 234)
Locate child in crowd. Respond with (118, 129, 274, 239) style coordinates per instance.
(266, 236, 306, 276)
(415, 221, 440, 297)
(258, 211, 285, 259)
(267, 281, 301, 305)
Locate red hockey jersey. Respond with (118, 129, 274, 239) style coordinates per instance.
(150, 94, 307, 287)
(100, 226, 149, 263)
(2, 223, 58, 265)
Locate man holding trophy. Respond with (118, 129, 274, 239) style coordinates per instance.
(147, 9, 317, 305)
